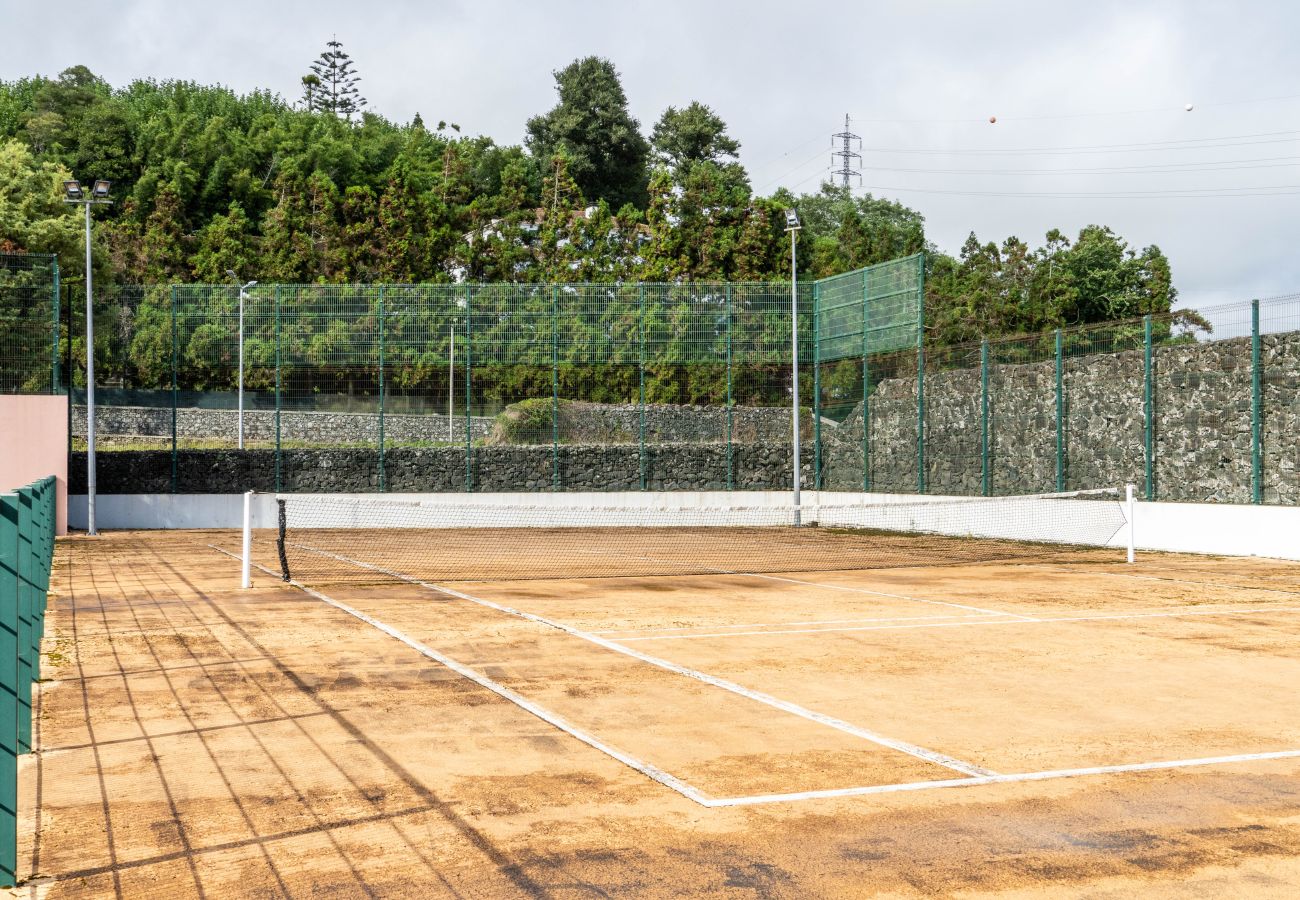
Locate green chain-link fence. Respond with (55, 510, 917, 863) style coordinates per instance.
(0, 253, 60, 395)
(50, 263, 1300, 505)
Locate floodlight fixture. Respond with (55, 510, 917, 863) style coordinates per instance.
(92, 179, 112, 198)
(64, 180, 84, 201)
(784, 208, 801, 230)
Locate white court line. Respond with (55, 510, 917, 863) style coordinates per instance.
(209, 547, 714, 806)
(283, 543, 996, 778)
(705, 748, 1300, 807)
(590, 611, 996, 636)
(214, 546, 1300, 810)
(613, 604, 1300, 642)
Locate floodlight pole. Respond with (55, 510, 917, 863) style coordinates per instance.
(66, 180, 111, 535)
(83, 201, 96, 535)
(786, 213, 802, 525)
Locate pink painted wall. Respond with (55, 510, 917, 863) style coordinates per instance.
(0, 395, 68, 534)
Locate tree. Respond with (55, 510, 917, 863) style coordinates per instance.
(650, 102, 741, 173)
(525, 57, 650, 210)
(303, 38, 366, 121)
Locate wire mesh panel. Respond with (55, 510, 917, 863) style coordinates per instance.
(862, 348, 920, 493)
(1153, 303, 1255, 503)
(987, 333, 1057, 495)
(1060, 318, 1148, 493)
(0, 254, 59, 394)
(276, 285, 381, 491)
(922, 343, 983, 495)
(1259, 294, 1300, 504)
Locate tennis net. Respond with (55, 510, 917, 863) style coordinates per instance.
(249, 489, 1131, 586)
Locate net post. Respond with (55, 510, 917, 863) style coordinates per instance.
(980, 339, 990, 497)
(464, 284, 473, 493)
(862, 268, 870, 492)
(50, 256, 60, 394)
(726, 284, 733, 492)
(638, 284, 646, 492)
(274, 286, 282, 494)
(813, 281, 822, 492)
(241, 491, 253, 589)
(1125, 483, 1136, 564)
(170, 284, 178, 494)
(1143, 314, 1154, 501)
(1251, 298, 1262, 504)
(377, 285, 386, 493)
(551, 285, 560, 491)
(1055, 327, 1064, 491)
(275, 498, 290, 581)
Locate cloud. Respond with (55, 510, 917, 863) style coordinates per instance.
(6, 0, 1298, 305)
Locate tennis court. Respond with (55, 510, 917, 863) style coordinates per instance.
(22, 497, 1300, 896)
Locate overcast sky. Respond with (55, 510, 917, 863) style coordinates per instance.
(6, 0, 1299, 312)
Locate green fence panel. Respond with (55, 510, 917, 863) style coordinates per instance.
(0, 493, 19, 887)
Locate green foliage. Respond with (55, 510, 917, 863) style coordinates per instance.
(487, 397, 556, 444)
(525, 57, 650, 211)
(0, 61, 1183, 361)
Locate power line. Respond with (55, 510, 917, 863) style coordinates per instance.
(860, 182, 1300, 199)
(860, 129, 1300, 157)
(861, 155, 1300, 177)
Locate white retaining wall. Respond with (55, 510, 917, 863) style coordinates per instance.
(66, 492, 1300, 561)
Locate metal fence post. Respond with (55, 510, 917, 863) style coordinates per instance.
(1055, 328, 1064, 492)
(813, 282, 822, 491)
(725, 284, 733, 491)
(464, 285, 473, 493)
(552, 286, 560, 491)
(915, 252, 926, 494)
(50, 257, 60, 394)
(981, 339, 990, 497)
(1251, 298, 1262, 504)
(170, 285, 178, 493)
(862, 269, 870, 492)
(274, 286, 282, 493)
(377, 286, 386, 493)
(638, 284, 646, 492)
(1143, 314, 1154, 501)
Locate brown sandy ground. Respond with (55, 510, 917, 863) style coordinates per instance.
(17, 531, 1300, 898)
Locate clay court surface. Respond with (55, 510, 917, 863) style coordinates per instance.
(18, 530, 1300, 897)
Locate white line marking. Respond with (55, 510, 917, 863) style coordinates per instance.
(612, 605, 1300, 641)
(208, 546, 714, 806)
(284, 543, 996, 778)
(211, 546, 1300, 810)
(590, 611, 996, 636)
(705, 748, 1300, 807)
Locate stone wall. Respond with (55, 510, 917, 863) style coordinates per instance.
(822, 331, 1300, 503)
(70, 331, 1300, 503)
(72, 400, 799, 446)
(71, 405, 494, 444)
(70, 443, 814, 494)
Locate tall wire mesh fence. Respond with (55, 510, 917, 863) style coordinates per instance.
(0, 253, 60, 394)
(42, 262, 1300, 505)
